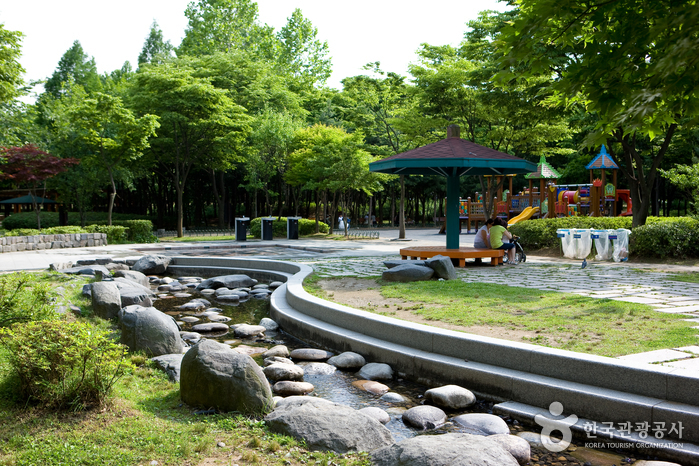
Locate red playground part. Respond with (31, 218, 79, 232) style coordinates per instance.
(616, 189, 633, 216)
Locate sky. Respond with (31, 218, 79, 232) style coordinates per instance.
(1, 0, 508, 99)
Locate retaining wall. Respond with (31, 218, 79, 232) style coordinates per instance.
(0, 233, 107, 253)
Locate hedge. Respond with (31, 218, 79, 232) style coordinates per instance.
(2, 212, 153, 230)
(249, 217, 329, 238)
(508, 216, 699, 258)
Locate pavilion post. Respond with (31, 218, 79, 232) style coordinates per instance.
(446, 174, 460, 249)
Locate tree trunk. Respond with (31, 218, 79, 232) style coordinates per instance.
(315, 190, 320, 233)
(211, 170, 226, 227)
(176, 184, 184, 237)
(479, 175, 505, 220)
(399, 175, 406, 238)
(107, 167, 116, 226)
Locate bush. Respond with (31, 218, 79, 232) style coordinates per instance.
(509, 217, 633, 249)
(630, 217, 699, 258)
(0, 272, 55, 328)
(83, 225, 128, 244)
(120, 219, 157, 243)
(0, 321, 131, 410)
(2, 211, 153, 230)
(249, 217, 329, 238)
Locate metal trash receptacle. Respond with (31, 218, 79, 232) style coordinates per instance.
(261, 217, 274, 241)
(235, 217, 249, 242)
(287, 217, 300, 240)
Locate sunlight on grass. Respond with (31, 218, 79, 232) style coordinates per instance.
(667, 272, 699, 283)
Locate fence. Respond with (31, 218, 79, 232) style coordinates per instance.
(156, 229, 235, 238)
(332, 230, 380, 239)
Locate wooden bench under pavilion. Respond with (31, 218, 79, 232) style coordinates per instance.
(400, 246, 504, 267)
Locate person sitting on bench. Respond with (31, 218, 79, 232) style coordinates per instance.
(490, 218, 516, 265)
(474, 218, 494, 249)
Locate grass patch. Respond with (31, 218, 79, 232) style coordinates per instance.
(666, 272, 699, 283)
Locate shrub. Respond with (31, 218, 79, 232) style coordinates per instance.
(0, 321, 132, 410)
(2, 211, 154, 230)
(0, 272, 55, 328)
(120, 219, 157, 243)
(249, 217, 328, 238)
(630, 218, 699, 258)
(83, 225, 128, 244)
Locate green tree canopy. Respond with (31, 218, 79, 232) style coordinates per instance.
(0, 23, 25, 105)
(138, 21, 174, 66)
(44, 40, 101, 97)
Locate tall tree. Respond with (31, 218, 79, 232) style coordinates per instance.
(0, 23, 25, 105)
(44, 41, 101, 97)
(497, 0, 699, 226)
(276, 9, 332, 89)
(138, 21, 174, 66)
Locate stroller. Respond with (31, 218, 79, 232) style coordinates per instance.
(502, 236, 526, 264)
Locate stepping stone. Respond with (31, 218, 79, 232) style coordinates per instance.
(617, 349, 692, 364)
(192, 322, 229, 333)
(289, 348, 334, 361)
(352, 380, 389, 395)
(675, 345, 699, 354)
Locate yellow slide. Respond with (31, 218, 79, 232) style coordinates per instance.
(508, 206, 539, 225)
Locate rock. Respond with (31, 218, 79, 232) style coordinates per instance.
(214, 288, 236, 296)
(252, 284, 269, 289)
(150, 353, 184, 382)
(402, 405, 447, 430)
(233, 345, 267, 356)
(424, 385, 476, 410)
(105, 263, 130, 272)
(424, 255, 457, 280)
(352, 380, 389, 395)
(81, 283, 92, 297)
(207, 315, 231, 323)
(119, 305, 183, 357)
(371, 433, 518, 466)
(179, 301, 206, 311)
(199, 288, 215, 295)
(113, 278, 155, 307)
(383, 259, 425, 269)
(180, 339, 273, 414)
(632, 462, 682, 466)
(113, 269, 150, 288)
(233, 324, 266, 338)
(180, 316, 200, 323)
(273, 381, 314, 396)
(264, 356, 295, 366)
(61, 265, 111, 276)
(381, 264, 434, 282)
(269, 281, 283, 288)
(488, 434, 530, 465)
(265, 397, 393, 453)
(357, 362, 393, 381)
(380, 392, 407, 403)
(515, 431, 545, 448)
(300, 362, 337, 375)
(91, 282, 121, 320)
(263, 363, 305, 382)
(259, 317, 279, 331)
(327, 351, 366, 370)
(359, 407, 390, 425)
(49, 262, 73, 271)
(216, 294, 240, 302)
(196, 274, 256, 290)
(180, 331, 202, 344)
(263, 345, 290, 359)
(173, 293, 192, 298)
(192, 322, 229, 333)
(452, 413, 509, 435)
(132, 255, 171, 274)
(289, 348, 334, 361)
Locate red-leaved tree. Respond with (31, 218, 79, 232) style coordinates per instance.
(0, 145, 79, 230)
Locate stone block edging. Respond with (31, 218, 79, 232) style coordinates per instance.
(0, 233, 107, 252)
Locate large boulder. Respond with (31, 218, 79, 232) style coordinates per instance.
(196, 274, 257, 290)
(381, 264, 434, 282)
(488, 434, 531, 465)
(61, 264, 111, 277)
(113, 269, 150, 288)
(424, 255, 457, 280)
(113, 278, 155, 307)
(91, 282, 121, 320)
(452, 413, 510, 435)
(132, 255, 171, 274)
(371, 433, 518, 466)
(265, 397, 394, 453)
(424, 385, 476, 410)
(119, 305, 183, 357)
(383, 259, 425, 269)
(180, 339, 273, 414)
(402, 405, 447, 430)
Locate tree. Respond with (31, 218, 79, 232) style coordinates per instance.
(661, 160, 699, 215)
(0, 145, 78, 229)
(131, 63, 251, 236)
(44, 41, 101, 97)
(69, 92, 159, 225)
(138, 21, 174, 66)
(497, 0, 699, 226)
(276, 9, 332, 89)
(0, 23, 24, 105)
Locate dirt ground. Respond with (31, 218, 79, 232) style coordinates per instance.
(316, 277, 544, 344)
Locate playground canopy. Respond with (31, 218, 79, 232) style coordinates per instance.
(369, 125, 537, 249)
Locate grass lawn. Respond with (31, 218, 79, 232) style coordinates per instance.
(305, 275, 698, 357)
(667, 271, 699, 283)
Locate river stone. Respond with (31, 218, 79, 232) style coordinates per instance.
(179, 301, 206, 311)
(352, 380, 389, 395)
(119, 305, 183, 357)
(232, 290, 249, 298)
(157, 285, 172, 292)
(383, 259, 426, 269)
(180, 331, 202, 344)
(252, 284, 269, 289)
(380, 392, 407, 403)
(327, 351, 366, 370)
(133, 255, 171, 274)
(488, 434, 530, 465)
(106, 262, 130, 272)
(82, 283, 92, 297)
(424, 385, 476, 409)
(180, 316, 199, 323)
(49, 261, 74, 271)
(208, 315, 231, 323)
(452, 413, 509, 435)
(357, 362, 393, 381)
(269, 281, 283, 288)
(151, 353, 184, 382)
(359, 407, 391, 425)
(264, 356, 295, 366)
(217, 294, 240, 302)
(214, 288, 236, 296)
(192, 322, 230, 333)
(61, 264, 111, 276)
(160, 277, 174, 284)
(91, 281, 121, 320)
(516, 431, 545, 448)
(300, 362, 337, 375)
(632, 462, 683, 466)
(273, 381, 314, 396)
(180, 339, 273, 414)
(263, 345, 289, 359)
(196, 274, 256, 290)
(263, 363, 305, 382)
(200, 289, 215, 295)
(265, 397, 394, 453)
(402, 405, 447, 430)
(173, 292, 191, 298)
(289, 348, 334, 361)
(113, 269, 150, 288)
(371, 433, 518, 466)
(424, 255, 457, 280)
(259, 317, 279, 331)
(233, 345, 267, 356)
(381, 264, 434, 282)
(233, 324, 266, 338)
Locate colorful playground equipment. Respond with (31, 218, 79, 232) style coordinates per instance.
(508, 206, 539, 225)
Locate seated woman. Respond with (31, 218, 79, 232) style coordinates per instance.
(473, 218, 494, 249)
(489, 218, 516, 265)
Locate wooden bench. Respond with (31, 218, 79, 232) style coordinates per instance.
(399, 246, 504, 267)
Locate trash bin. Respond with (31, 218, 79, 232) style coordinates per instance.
(557, 229, 575, 259)
(572, 229, 593, 259)
(287, 217, 300, 240)
(592, 229, 612, 261)
(611, 228, 631, 262)
(261, 217, 274, 241)
(235, 217, 249, 242)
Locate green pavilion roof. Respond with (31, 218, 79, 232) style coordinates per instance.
(525, 155, 562, 180)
